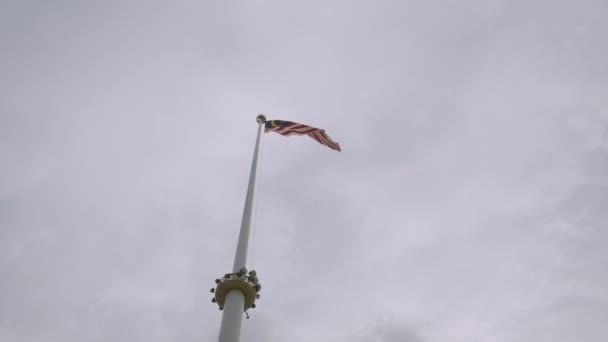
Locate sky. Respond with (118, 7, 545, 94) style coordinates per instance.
(1, 0, 607, 341)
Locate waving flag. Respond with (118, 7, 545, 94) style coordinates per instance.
(264, 120, 341, 152)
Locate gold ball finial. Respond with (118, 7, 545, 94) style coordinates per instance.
(256, 114, 266, 124)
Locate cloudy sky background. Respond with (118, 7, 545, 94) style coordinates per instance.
(1, 0, 607, 341)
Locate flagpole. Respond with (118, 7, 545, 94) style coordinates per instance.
(216, 115, 266, 342)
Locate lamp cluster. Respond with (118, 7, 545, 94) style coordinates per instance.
(211, 267, 262, 314)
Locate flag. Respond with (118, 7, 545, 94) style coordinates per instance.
(264, 120, 341, 152)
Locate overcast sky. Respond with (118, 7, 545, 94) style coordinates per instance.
(1, 1, 607, 341)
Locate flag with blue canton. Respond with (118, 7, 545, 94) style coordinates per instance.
(264, 120, 341, 152)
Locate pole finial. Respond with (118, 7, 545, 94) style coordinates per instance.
(256, 114, 266, 124)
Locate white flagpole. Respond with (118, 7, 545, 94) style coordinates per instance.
(217, 115, 266, 342)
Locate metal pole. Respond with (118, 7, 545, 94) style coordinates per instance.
(217, 115, 265, 342)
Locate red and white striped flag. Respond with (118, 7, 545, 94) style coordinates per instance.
(264, 120, 341, 152)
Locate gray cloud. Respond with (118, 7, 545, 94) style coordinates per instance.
(355, 321, 425, 342)
(1, 0, 607, 341)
